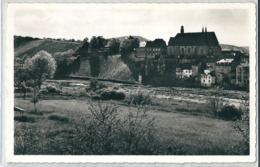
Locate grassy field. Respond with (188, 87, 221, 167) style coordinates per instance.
(14, 93, 245, 155)
(14, 79, 249, 155)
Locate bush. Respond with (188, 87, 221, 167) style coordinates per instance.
(100, 90, 125, 100)
(91, 88, 125, 100)
(218, 105, 242, 120)
(68, 102, 186, 155)
(48, 115, 69, 122)
(14, 116, 35, 123)
(71, 102, 157, 154)
(87, 79, 107, 92)
(46, 86, 62, 94)
(128, 91, 152, 105)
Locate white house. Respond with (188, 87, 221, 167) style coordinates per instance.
(139, 41, 147, 47)
(182, 69, 192, 78)
(200, 72, 215, 87)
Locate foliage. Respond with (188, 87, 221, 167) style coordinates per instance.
(107, 38, 120, 54)
(14, 116, 35, 123)
(218, 105, 242, 120)
(90, 36, 106, 50)
(207, 86, 224, 116)
(95, 89, 126, 100)
(74, 38, 89, 57)
(71, 102, 157, 154)
(45, 86, 62, 94)
(48, 115, 69, 122)
(229, 96, 249, 155)
(87, 79, 107, 92)
(119, 37, 140, 54)
(127, 91, 152, 105)
(53, 49, 77, 78)
(25, 50, 56, 89)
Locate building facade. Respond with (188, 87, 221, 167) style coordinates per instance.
(215, 58, 237, 84)
(145, 39, 167, 58)
(200, 72, 216, 87)
(236, 62, 249, 88)
(167, 26, 221, 59)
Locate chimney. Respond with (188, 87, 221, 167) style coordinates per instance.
(181, 26, 184, 34)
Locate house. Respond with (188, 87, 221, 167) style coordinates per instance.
(167, 26, 221, 59)
(182, 69, 192, 78)
(236, 62, 249, 88)
(200, 71, 216, 87)
(175, 63, 193, 78)
(139, 41, 147, 47)
(215, 58, 237, 84)
(145, 39, 167, 58)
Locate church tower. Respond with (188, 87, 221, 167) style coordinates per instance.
(181, 26, 184, 34)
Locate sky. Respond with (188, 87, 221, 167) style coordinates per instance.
(12, 3, 254, 46)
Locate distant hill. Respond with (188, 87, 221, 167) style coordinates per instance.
(14, 36, 82, 58)
(111, 36, 149, 42)
(220, 44, 249, 54)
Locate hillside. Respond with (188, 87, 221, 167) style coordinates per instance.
(14, 36, 82, 58)
(71, 55, 136, 82)
(112, 36, 149, 42)
(220, 44, 249, 54)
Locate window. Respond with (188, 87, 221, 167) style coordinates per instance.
(208, 80, 210, 82)
(203, 80, 205, 83)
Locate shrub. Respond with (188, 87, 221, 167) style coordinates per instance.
(128, 91, 152, 105)
(71, 102, 157, 155)
(46, 86, 62, 94)
(14, 116, 35, 123)
(218, 105, 242, 120)
(48, 115, 69, 122)
(100, 90, 125, 100)
(87, 79, 107, 92)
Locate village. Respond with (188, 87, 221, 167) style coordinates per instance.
(133, 26, 249, 90)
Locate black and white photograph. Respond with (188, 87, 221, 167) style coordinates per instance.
(4, 2, 257, 164)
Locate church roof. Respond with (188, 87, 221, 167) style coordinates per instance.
(146, 39, 166, 48)
(168, 32, 219, 46)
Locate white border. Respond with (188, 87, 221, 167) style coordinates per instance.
(4, 2, 257, 164)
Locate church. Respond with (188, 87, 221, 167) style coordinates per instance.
(167, 26, 221, 59)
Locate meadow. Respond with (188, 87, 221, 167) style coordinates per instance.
(14, 79, 249, 155)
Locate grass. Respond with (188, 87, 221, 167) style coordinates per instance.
(48, 115, 69, 122)
(14, 97, 244, 155)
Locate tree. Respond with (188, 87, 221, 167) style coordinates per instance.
(25, 50, 56, 89)
(107, 38, 120, 54)
(54, 49, 77, 78)
(25, 51, 56, 112)
(96, 36, 106, 48)
(90, 36, 99, 49)
(74, 37, 89, 57)
(119, 37, 140, 53)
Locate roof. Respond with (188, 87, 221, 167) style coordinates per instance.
(168, 32, 219, 46)
(216, 58, 234, 64)
(146, 39, 166, 48)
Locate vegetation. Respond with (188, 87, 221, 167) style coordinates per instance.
(107, 38, 120, 54)
(120, 36, 140, 54)
(53, 49, 77, 78)
(127, 91, 152, 105)
(14, 116, 35, 123)
(218, 105, 242, 120)
(24, 50, 57, 112)
(48, 115, 69, 122)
